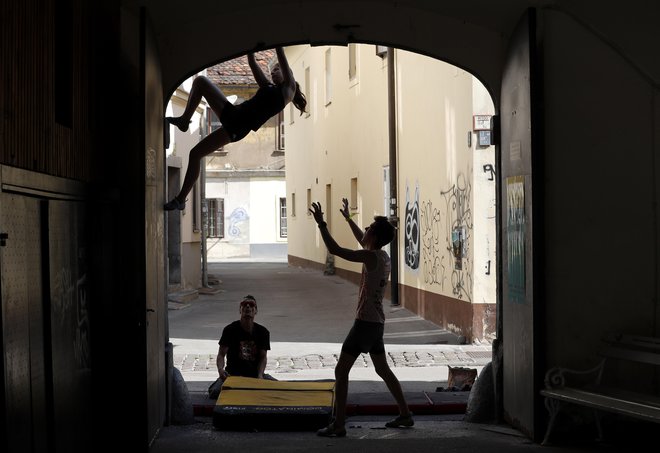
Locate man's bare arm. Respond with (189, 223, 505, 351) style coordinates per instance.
(216, 345, 229, 378)
(341, 198, 366, 246)
(257, 349, 268, 379)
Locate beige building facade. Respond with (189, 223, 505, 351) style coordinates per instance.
(284, 45, 496, 342)
(166, 74, 207, 292)
(204, 52, 288, 261)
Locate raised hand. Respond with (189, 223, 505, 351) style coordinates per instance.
(340, 198, 350, 220)
(309, 202, 325, 225)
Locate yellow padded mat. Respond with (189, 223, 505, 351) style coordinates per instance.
(218, 389, 333, 407)
(213, 376, 336, 431)
(219, 376, 335, 392)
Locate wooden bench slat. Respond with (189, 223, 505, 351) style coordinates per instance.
(593, 386, 660, 409)
(600, 345, 660, 365)
(540, 388, 660, 423)
(541, 334, 660, 445)
(609, 335, 660, 353)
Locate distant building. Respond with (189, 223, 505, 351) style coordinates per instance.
(204, 50, 288, 260)
(166, 72, 209, 291)
(284, 45, 497, 342)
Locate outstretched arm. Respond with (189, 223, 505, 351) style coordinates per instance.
(248, 52, 270, 88)
(340, 197, 365, 246)
(275, 47, 295, 90)
(310, 202, 376, 267)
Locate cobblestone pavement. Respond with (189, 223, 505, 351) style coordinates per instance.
(174, 349, 492, 374)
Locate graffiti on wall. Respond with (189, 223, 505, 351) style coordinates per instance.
(419, 173, 473, 301)
(404, 182, 420, 270)
(228, 207, 249, 238)
(506, 175, 526, 304)
(52, 246, 91, 370)
(75, 248, 90, 369)
(420, 200, 445, 286)
(441, 174, 473, 301)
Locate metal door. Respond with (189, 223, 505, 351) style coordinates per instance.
(500, 8, 544, 440)
(1, 194, 47, 453)
(142, 8, 168, 442)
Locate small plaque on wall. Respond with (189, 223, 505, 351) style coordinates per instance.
(477, 130, 492, 147)
(473, 115, 492, 131)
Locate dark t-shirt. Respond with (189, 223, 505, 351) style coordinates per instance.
(219, 84, 285, 143)
(234, 84, 285, 131)
(219, 321, 271, 378)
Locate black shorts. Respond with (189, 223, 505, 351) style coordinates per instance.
(341, 319, 385, 357)
(219, 104, 251, 142)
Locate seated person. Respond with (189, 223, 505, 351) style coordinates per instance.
(209, 295, 275, 398)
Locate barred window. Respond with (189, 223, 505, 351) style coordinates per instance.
(277, 111, 285, 150)
(207, 198, 225, 238)
(279, 197, 287, 238)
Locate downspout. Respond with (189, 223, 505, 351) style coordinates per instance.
(200, 162, 208, 288)
(387, 47, 400, 306)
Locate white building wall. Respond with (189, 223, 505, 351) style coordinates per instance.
(285, 45, 497, 339)
(206, 176, 286, 260)
(285, 44, 390, 273)
(166, 72, 207, 290)
(249, 179, 287, 244)
(396, 51, 476, 302)
(471, 78, 497, 306)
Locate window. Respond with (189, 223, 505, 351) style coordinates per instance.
(350, 177, 358, 210)
(307, 188, 312, 215)
(208, 107, 221, 132)
(325, 184, 332, 224)
(208, 107, 227, 155)
(192, 182, 200, 232)
(304, 67, 311, 118)
(277, 111, 285, 150)
(324, 48, 332, 106)
(279, 197, 287, 238)
(55, 0, 73, 127)
(207, 198, 225, 238)
(375, 45, 388, 58)
(348, 44, 357, 80)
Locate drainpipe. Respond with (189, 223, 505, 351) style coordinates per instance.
(387, 47, 400, 306)
(200, 158, 209, 288)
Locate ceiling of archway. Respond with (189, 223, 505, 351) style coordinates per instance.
(130, 0, 659, 100)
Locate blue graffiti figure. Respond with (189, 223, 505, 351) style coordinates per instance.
(228, 207, 249, 237)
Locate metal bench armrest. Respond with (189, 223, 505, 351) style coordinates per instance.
(544, 359, 606, 389)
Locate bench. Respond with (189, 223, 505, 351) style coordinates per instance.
(540, 334, 660, 445)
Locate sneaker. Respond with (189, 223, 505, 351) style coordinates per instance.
(385, 413, 414, 428)
(164, 198, 186, 211)
(165, 116, 191, 133)
(316, 423, 346, 438)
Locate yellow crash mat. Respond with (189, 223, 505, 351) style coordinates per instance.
(217, 389, 333, 407)
(213, 377, 336, 431)
(219, 376, 335, 392)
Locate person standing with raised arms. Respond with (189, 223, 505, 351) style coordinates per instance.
(309, 198, 414, 437)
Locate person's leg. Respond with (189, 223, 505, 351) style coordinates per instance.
(165, 127, 231, 209)
(317, 351, 357, 436)
(371, 352, 413, 424)
(168, 76, 229, 132)
(332, 352, 357, 428)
